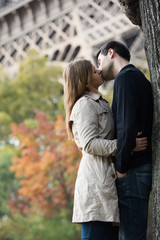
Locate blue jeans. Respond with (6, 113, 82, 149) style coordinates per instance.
(116, 164, 152, 240)
(81, 221, 119, 240)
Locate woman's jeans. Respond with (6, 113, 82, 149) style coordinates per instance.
(116, 163, 152, 240)
(81, 221, 119, 240)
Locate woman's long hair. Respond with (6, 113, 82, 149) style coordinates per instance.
(63, 59, 97, 139)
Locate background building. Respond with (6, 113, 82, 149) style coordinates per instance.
(0, 0, 147, 73)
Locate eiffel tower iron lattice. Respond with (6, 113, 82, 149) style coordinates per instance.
(0, 0, 147, 71)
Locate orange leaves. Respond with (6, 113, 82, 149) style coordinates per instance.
(9, 110, 81, 217)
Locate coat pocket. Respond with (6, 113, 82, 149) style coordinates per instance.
(103, 162, 117, 187)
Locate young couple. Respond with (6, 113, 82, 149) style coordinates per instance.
(63, 41, 153, 240)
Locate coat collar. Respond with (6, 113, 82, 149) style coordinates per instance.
(83, 91, 101, 101)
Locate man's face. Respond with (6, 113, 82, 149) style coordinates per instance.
(98, 52, 114, 81)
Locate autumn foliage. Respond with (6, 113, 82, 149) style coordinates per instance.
(9, 111, 81, 217)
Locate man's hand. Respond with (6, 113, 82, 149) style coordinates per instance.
(116, 171, 127, 178)
(133, 131, 148, 152)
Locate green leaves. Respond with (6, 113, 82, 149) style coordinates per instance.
(0, 146, 19, 218)
(0, 209, 81, 240)
(0, 50, 64, 143)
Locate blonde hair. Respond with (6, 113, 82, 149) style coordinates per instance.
(63, 59, 98, 139)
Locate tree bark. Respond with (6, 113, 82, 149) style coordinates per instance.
(139, 1, 160, 239)
(118, 0, 141, 25)
(118, 0, 160, 239)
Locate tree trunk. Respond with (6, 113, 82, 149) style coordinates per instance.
(118, 0, 160, 239)
(139, 1, 160, 239)
(118, 0, 141, 25)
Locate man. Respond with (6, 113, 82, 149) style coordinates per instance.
(97, 41, 153, 240)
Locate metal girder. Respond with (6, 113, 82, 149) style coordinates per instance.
(0, 0, 146, 71)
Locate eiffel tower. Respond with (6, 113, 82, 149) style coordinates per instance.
(0, 0, 147, 72)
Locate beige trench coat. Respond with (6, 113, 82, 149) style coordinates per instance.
(70, 91, 119, 223)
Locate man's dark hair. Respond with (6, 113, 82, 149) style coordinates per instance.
(96, 41, 131, 62)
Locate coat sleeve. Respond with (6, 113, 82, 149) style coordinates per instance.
(71, 98, 117, 157)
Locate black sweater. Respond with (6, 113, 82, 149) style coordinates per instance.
(112, 64, 153, 173)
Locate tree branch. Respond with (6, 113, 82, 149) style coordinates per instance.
(118, 0, 141, 26)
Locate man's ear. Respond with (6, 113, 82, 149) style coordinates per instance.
(108, 48, 114, 59)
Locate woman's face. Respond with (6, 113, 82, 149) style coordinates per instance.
(90, 64, 104, 89)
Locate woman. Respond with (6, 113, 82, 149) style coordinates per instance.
(63, 59, 147, 240)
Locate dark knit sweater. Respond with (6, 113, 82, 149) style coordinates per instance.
(112, 64, 153, 173)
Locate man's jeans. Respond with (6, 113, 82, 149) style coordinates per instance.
(116, 163, 152, 240)
(81, 221, 119, 240)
